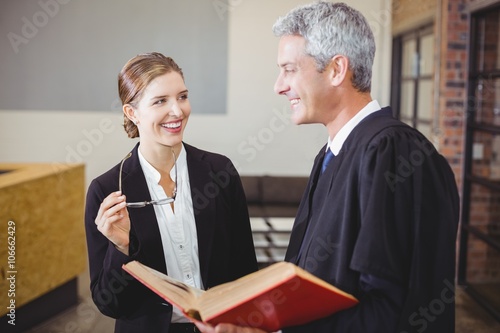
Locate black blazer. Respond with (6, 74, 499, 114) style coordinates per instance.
(84, 142, 258, 333)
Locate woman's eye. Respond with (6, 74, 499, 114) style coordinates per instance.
(154, 99, 165, 105)
(179, 94, 188, 101)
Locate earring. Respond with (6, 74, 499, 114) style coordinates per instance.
(133, 120, 138, 125)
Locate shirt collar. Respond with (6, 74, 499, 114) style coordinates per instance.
(327, 100, 381, 155)
(138, 144, 187, 184)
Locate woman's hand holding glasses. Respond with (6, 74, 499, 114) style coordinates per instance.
(95, 191, 131, 255)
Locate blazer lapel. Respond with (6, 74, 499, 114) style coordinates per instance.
(184, 144, 216, 286)
(121, 145, 167, 273)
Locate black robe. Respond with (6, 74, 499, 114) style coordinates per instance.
(284, 108, 459, 333)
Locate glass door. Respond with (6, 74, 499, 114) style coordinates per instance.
(459, 5, 500, 321)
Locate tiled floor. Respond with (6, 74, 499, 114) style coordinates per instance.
(25, 299, 115, 333)
(23, 275, 500, 333)
(454, 287, 500, 333)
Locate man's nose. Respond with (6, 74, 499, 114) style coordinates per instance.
(274, 73, 288, 95)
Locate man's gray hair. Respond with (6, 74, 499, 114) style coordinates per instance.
(273, 1, 375, 93)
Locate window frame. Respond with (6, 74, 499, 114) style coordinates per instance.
(391, 24, 435, 138)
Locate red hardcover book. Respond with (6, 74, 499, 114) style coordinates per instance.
(122, 260, 358, 332)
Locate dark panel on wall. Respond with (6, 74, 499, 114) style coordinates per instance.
(0, 0, 228, 113)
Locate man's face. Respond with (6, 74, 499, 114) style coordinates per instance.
(274, 35, 333, 126)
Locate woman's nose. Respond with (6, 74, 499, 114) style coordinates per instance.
(169, 102, 182, 116)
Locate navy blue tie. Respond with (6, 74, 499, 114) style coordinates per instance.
(321, 149, 335, 174)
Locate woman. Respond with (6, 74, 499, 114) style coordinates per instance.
(84, 52, 258, 333)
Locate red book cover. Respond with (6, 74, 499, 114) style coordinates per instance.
(123, 261, 358, 332)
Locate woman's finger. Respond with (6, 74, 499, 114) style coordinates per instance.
(96, 192, 126, 224)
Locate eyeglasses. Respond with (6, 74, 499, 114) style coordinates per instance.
(118, 150, 177, 208)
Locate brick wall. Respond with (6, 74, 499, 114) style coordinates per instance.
(437, 0, 467, 189)
(468, 183, 500, 282)
(393, 0, 500, 284)
(438, 0, 500, 285)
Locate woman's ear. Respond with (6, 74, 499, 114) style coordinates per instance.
(123, 104, 138, 125)
(329, 55, 349, 87)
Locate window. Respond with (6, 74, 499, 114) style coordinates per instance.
(391, 25, 435, 139)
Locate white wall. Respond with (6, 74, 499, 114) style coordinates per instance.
(0, 0, 392, 188)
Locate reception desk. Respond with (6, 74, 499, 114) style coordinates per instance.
(0, 163, 86, 330)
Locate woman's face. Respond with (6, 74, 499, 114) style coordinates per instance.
(131, 71, 191, 150)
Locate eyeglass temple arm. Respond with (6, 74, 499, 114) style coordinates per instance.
(119, 152, 132, 192)
(119, 149, 176, 193)
(171, 149, 177, 196)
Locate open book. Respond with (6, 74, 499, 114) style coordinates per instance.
(123, 260, 358, 331)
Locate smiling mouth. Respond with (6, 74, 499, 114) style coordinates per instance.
(161, 121, 182, 129)
(290, 98, 300, 106)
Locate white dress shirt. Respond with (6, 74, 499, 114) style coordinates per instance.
(138, 144, 202, 323)
(327, 100, 382, 154)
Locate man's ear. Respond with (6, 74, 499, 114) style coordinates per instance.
(328, 55, 349, 87)
(123, 104, 138, 124)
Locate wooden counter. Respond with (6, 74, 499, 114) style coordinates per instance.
(0, 163, 86, 324)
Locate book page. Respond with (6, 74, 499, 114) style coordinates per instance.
(198, 262, 295, 319)
(123, 261, 204, 312)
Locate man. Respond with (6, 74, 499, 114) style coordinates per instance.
(197, 1, 459, 332)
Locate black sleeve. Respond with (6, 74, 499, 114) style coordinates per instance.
(227, 160, 259, 279)
(285, 273, 404, 333)
(350, 129, 458, 332)
(84, 178, 160, 318)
